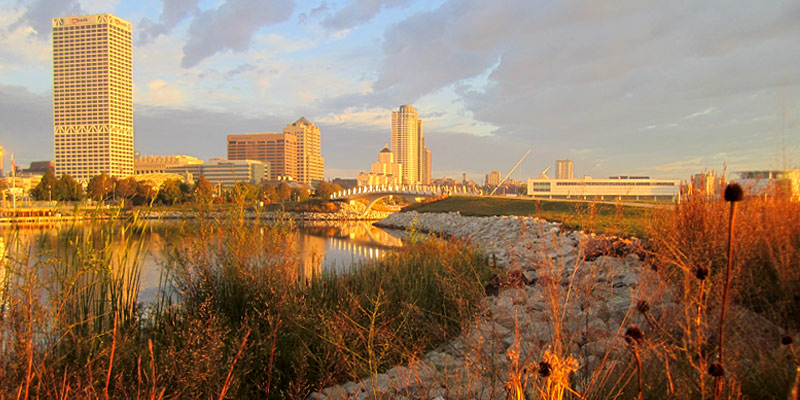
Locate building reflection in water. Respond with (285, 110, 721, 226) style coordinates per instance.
(0, 220, 404, 303)
(295, 221, 403, 279)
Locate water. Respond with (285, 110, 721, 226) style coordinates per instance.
(0, 219, 404, 304)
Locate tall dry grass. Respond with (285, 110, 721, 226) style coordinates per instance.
(642, 188, 800, 398)
(0, 204, 496, 399)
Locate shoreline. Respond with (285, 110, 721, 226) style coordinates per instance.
(0, 202, 396, 225)
(312, 211, 656, 399)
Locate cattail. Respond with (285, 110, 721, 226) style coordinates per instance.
(538, 361, 552, 378)
(625, 326, 644, 344)
(636, 300, 650, 314)
(723, 183, 744, 202)
(782, 336, 794, 345)
(708, 362, 724, 377)
(695, 267, 709, 280)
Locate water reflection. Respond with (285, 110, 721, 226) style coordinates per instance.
(0, 219, 404, 303)
(296, 221, 403, 278)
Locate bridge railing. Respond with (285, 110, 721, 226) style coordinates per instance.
(329, 185, 483, 199)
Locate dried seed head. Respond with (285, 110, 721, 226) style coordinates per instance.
(695, 267, 709, 281)
(538, 361, 552, 378)
(625, 326, 644, 344)
(724, 183, 744, 202)
(708, 362, 724, 377)
(636, 300, 650, 314)
(782, 336, 794, 345)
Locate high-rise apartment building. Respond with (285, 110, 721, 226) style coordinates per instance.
(357, 144, 403, 186)
(556, 159, 574, 179)
(283, 117, 324, 185)
(227, 133, 296, 180)
(52, 14, 133, 180)
(486, 170, 501, 187)
(391, 104, 430, 184)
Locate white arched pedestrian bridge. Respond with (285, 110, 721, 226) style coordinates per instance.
(330, 185, 483, 216)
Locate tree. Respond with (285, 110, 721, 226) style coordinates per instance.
(315, 181, 339, 199)
(228, 181, 258, 203)
(31, 169, 58, 201)
(277, 182, 292, 202)
(194, 175, 214, 200)
(54, 174, 83, 201)
(157, 179, 183, 205)
(291, 187, 310, 202)
(115, 177, 138, 200)
(134, 181, 156, 206)
(87, 173, 115, 201)
(260, 183, 277, 203)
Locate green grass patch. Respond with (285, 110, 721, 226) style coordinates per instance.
(404, 195, 654, 237)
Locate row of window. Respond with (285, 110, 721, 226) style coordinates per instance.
(554, 181, 677, 187)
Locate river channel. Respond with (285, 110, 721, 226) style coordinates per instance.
(0, 220, 404, 303)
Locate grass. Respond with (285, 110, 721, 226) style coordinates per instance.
(2, 189, 799, 399)
(403, 195, 652, 237)
(0, 206, 497, 399)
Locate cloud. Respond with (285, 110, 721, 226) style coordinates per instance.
(180, 0, 295, 68)
(138, 0, 200, 44)
(12, 0, 82, 39)
(298, 2, 329, 25)
(142, 79, 185, 106)
(0, 84, 53, 167)
(321, 0, 410, 31)
(315, 106, 391, 128)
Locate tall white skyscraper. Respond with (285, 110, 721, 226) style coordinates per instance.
(391, 104, 430, 184)
(52, 14, 133, 180)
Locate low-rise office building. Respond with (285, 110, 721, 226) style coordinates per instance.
(165, 158, 268, 188)
(135, 155, 203, 175)
(733, 170, 800, 201)
(527, 176, 680, 202)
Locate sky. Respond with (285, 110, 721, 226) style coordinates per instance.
(0, 0, 798, 182)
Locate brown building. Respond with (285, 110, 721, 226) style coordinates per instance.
(227, 133, 297, 180)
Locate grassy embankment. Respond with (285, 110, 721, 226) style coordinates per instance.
(403, 195, 652, 237)
(403, 193, 800, 398)
(2, 191, 799, 398)
(0, 207, 497, 399)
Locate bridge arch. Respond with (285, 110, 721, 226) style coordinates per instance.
(329, 185, 483, 217)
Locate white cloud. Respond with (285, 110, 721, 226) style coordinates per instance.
(316, 106, 391, 128)
(142, 79, 184, 105)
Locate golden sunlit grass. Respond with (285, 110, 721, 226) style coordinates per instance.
(0, 205, 496, 399)
(1, 188, 798, 398)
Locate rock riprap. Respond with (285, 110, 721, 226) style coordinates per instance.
(311, 211, 668, 399)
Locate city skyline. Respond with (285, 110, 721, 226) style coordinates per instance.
(1, 1, 798, 182)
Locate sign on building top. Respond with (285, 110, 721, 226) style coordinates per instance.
(52, 14, 132, 31)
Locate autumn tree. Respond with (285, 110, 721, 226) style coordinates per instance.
(157, 179, 183, 205)
(193, 175, 214, 202)
(87, 173, 115, 201)
(277, 182, 292, 202)
(314, 181, 340, 199)
(291, 187, 310, 202)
